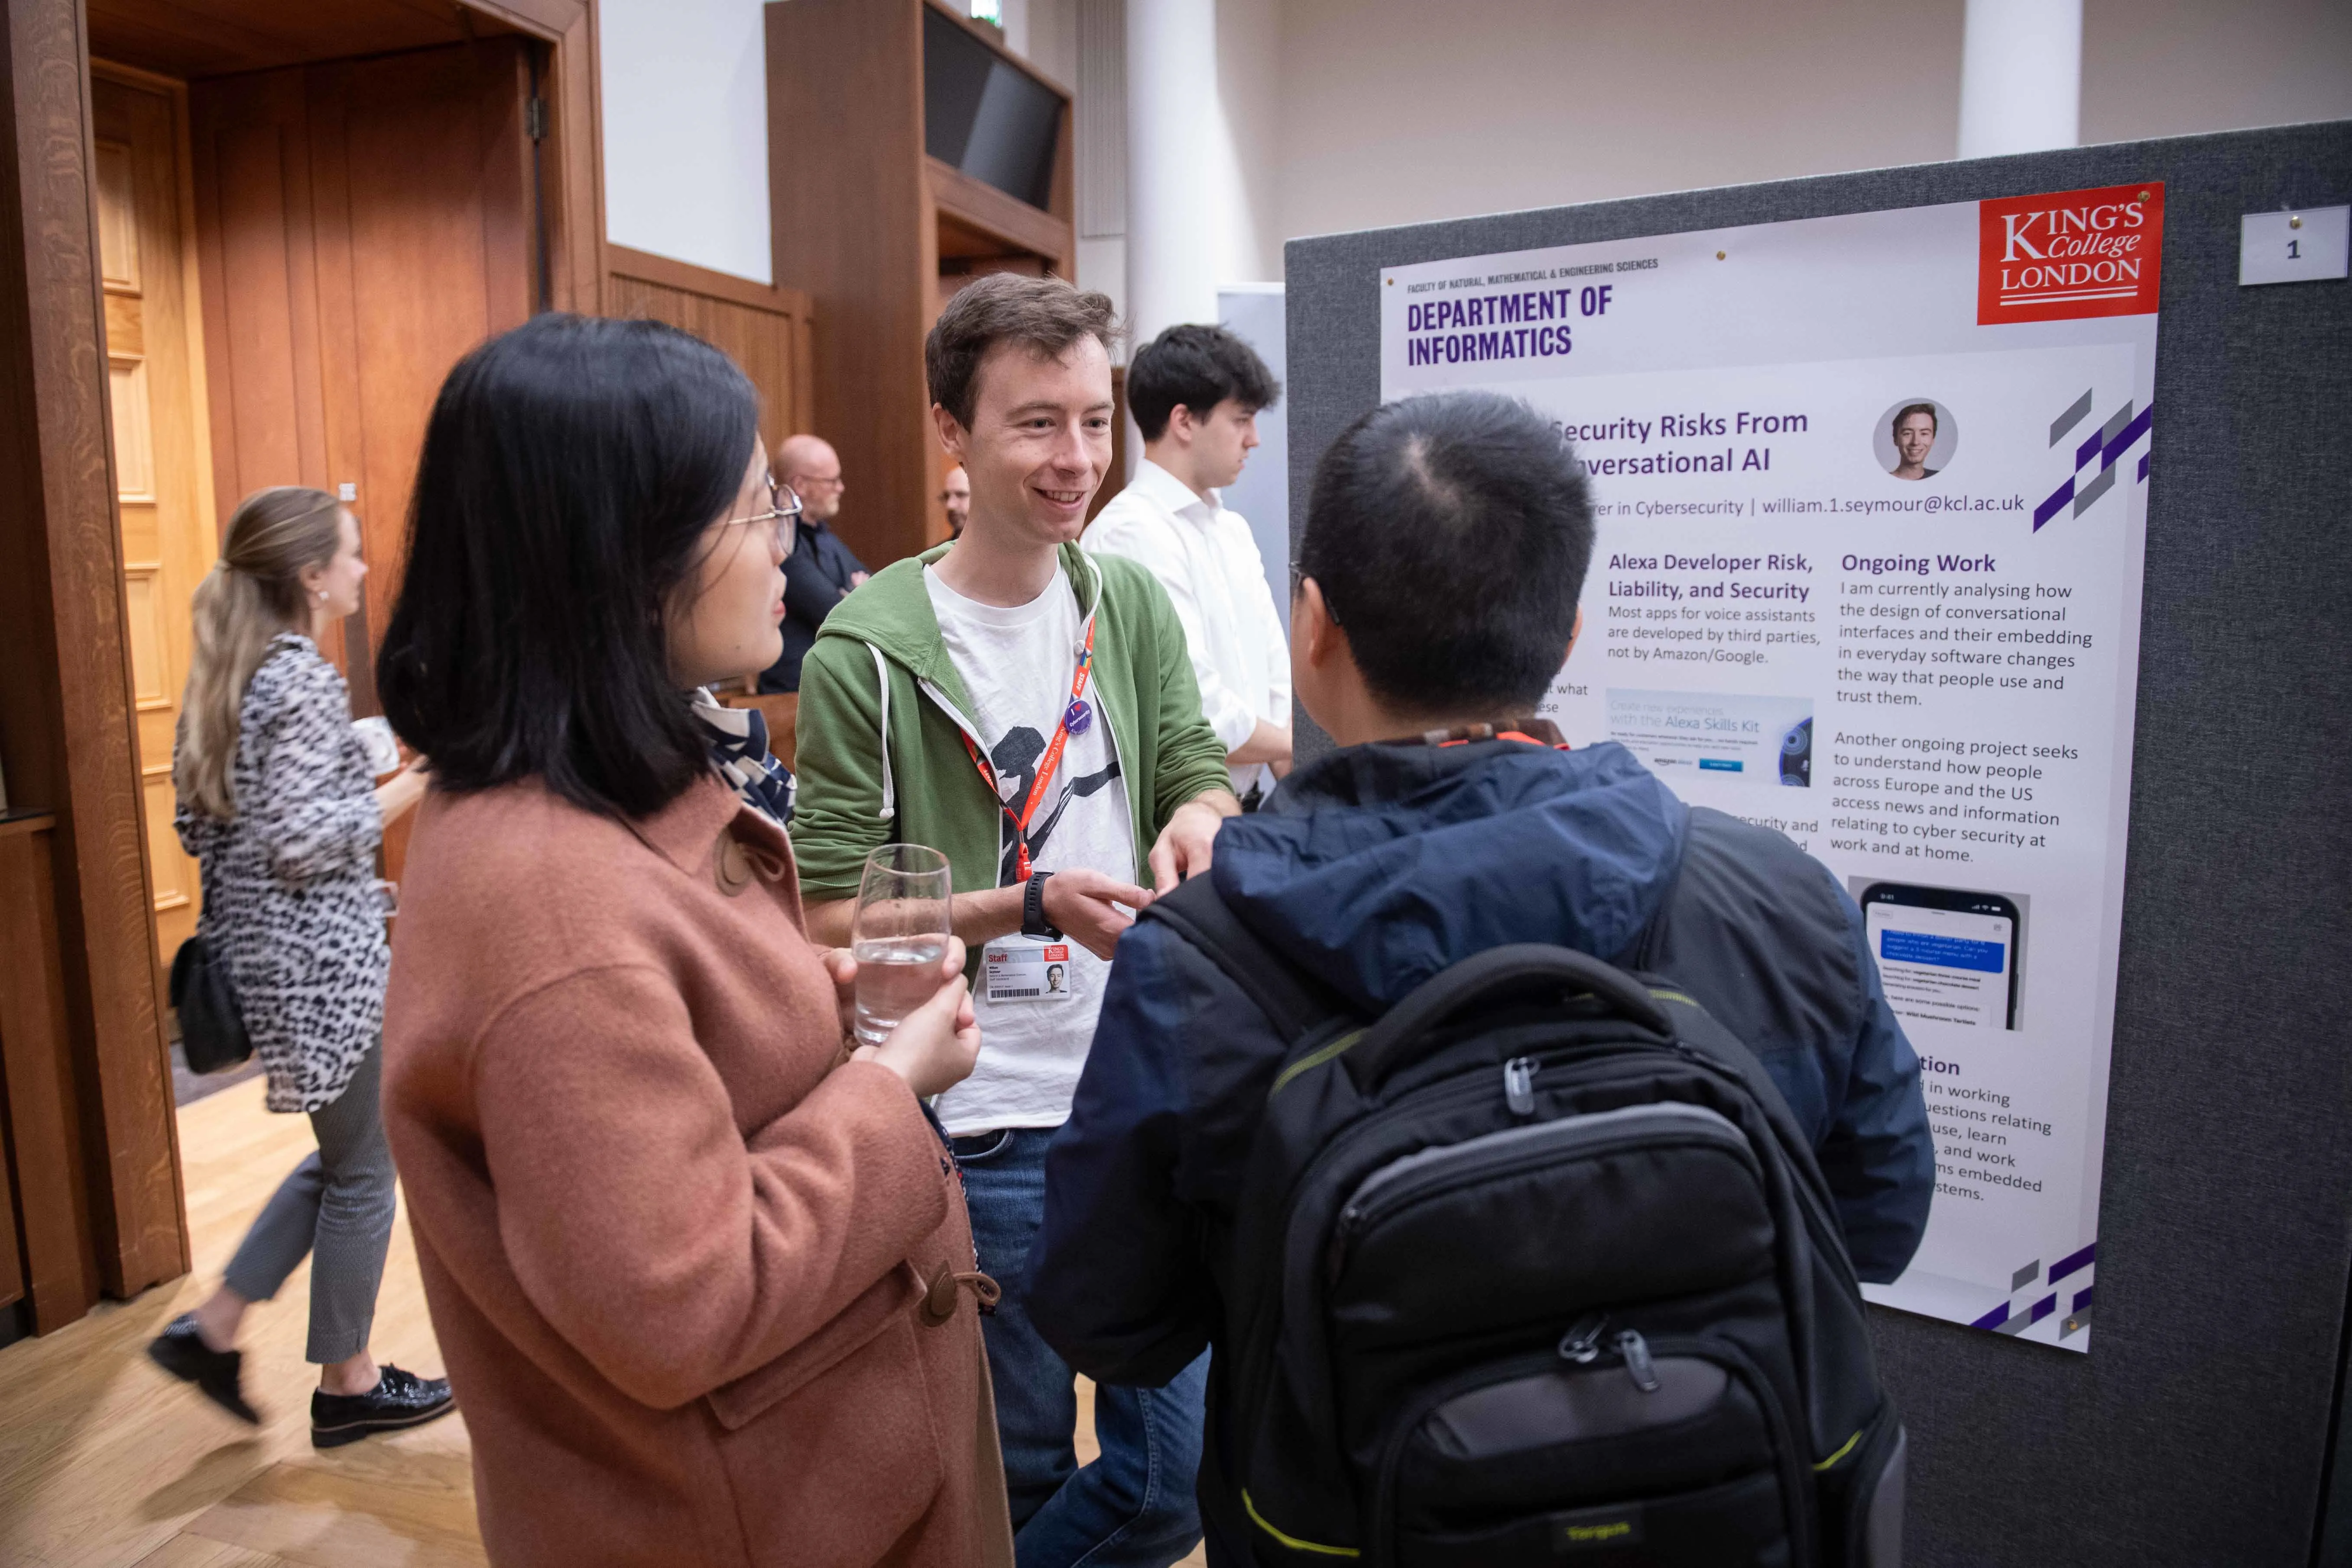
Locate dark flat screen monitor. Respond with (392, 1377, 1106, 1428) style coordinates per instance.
(924, 9, 1060, 213)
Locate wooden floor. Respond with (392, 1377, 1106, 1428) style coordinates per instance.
(0, 1075, 472, 1568)
(0, 1074, 1206, 1566)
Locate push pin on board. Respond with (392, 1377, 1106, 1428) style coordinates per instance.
(1716, 250, 1727, 260)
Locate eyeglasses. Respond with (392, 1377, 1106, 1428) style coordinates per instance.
(725, 476, 805, 549)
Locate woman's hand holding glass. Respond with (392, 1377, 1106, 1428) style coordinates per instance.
(838, 936, 978, 1099)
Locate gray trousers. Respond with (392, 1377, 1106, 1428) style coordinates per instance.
(223, 1044, 396, 1364)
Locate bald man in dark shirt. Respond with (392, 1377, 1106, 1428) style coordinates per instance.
(760, 434, 869, 693)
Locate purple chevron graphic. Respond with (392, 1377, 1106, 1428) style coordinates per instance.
(2100, 404, 2154, 470)
(2034, 480, 2074, 529)
(2035, 402, 2153, 531)
(2049, 1241, 2096, 1285)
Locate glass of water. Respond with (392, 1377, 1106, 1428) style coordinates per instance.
(852, 844, 954, 1048)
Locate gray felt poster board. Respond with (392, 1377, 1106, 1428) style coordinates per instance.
(1281, 121, 2352, 1567)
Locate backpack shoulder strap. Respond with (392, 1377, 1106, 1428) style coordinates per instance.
(1621, 806, 1705, 972)
(1140, 874, 1337, 1047)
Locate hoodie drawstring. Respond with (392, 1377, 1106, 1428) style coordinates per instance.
(867, 643, 895, 823)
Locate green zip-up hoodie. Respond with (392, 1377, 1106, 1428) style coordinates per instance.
(792, 541, 1231, 908)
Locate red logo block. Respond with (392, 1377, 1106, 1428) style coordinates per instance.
(1977, 182, 2164, 325)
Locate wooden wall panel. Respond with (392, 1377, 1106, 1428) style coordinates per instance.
(606, 243, 818, 458)
(0, 0, 189, 1305)
(0, 818, 104, 1330)
(770, 0, 1074, 568)
(768, 0, 933, 571)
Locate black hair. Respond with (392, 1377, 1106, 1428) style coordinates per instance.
(1297, 392, 1594, 716)
(1126, 323, 1280, 440)
(377, 313, 760, 819)
(1893, 401, 1939, 435)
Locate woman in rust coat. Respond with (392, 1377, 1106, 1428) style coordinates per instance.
(374, 314, 1010, 1567)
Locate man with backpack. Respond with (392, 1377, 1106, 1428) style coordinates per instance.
(1029, 391, 1934, 1565)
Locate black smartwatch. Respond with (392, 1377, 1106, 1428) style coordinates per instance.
(1022, 869, 1061, 939)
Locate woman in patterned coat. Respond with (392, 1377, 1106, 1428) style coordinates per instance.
(146, 486, 453, 1449)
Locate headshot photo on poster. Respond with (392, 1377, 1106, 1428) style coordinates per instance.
(1875, 397, 1959, 480)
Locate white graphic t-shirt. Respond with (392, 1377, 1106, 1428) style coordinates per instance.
(925, 563, 1135, 1135)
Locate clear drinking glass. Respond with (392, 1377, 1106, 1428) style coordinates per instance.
(852, 844, 954, 1048)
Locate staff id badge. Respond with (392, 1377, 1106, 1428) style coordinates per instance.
(983, 937, 1076, 1003)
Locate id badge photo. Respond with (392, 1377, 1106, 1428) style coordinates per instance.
(983, 937, 1076, 1003)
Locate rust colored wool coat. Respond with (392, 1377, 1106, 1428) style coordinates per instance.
(383, 777, 1006, 1567)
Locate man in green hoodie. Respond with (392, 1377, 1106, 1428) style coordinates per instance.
(792, 273, 1236, 1568)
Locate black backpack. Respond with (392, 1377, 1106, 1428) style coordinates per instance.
(1145, 876, 1907, 1568)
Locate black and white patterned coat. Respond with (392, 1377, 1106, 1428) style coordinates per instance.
(177, 633, 388, 1114)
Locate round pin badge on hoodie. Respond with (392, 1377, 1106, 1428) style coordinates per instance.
(1064, 698, 1093, 736)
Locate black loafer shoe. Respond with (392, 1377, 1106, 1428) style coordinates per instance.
(310, 1363, 455, 1449)
(148, 1312, 261, 1425)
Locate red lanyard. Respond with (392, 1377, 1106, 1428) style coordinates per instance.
(1436, 730, 1559, 749)
(961, 615, 1098, 882)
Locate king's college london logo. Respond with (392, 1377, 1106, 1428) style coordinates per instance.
(1977, 182, 2165, 325)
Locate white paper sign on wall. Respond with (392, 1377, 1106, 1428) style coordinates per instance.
(2239, 207, 2349, 287)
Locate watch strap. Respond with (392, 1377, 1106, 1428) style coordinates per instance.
(1022, 870, 1061, 939)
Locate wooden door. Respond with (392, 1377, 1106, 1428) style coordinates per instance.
(191, 39, 538, 704)
(191, 40, 539, 876)
(92, 68, 217, 967)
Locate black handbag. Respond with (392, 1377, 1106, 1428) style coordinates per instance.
(170, 934, 253, 1075)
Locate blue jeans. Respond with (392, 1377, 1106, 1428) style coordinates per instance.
(954, 1125, 1207, 1568)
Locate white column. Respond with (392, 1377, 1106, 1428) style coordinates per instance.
(1125, 0, 1221, 349)
(1957, 0, 2083, 159)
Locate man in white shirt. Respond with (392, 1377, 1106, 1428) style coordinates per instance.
(1086, 325, 1291, 805)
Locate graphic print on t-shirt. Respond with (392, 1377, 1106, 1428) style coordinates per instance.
(923, 561, 1137, 1134)
(988, 724, 1122, 886)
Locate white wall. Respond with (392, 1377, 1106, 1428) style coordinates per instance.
(2081, 0, 2352, 144)
(1215, 0, 1283, 282)
(1274, 0, 1969, 243)
(1267, 0, 2352, 246)
(600, 0, 773, 285)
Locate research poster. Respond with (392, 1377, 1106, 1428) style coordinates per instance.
(1380, 184, 2165, 1351)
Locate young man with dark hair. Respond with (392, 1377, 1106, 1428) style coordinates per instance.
(1890, 401, 1940, 480)
(792, 273, 1236, 1568)
(1087, 325, 1291, 804)
(1030, 390, 1935, 1563)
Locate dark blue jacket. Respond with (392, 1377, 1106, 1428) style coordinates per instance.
(1030, 736, 1934, 1393)
(759, 517, 867, 694)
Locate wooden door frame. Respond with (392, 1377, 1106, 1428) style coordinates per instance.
(1, 0, 188, 1306)
(0, 0, 604, 1322)
(464, 0, 607, 317)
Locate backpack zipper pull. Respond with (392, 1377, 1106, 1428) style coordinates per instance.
(1558, 1313, 1609, 1363)
(1616, 1329, 1661, 1393)
(1503, 1056, 1537, 1116)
